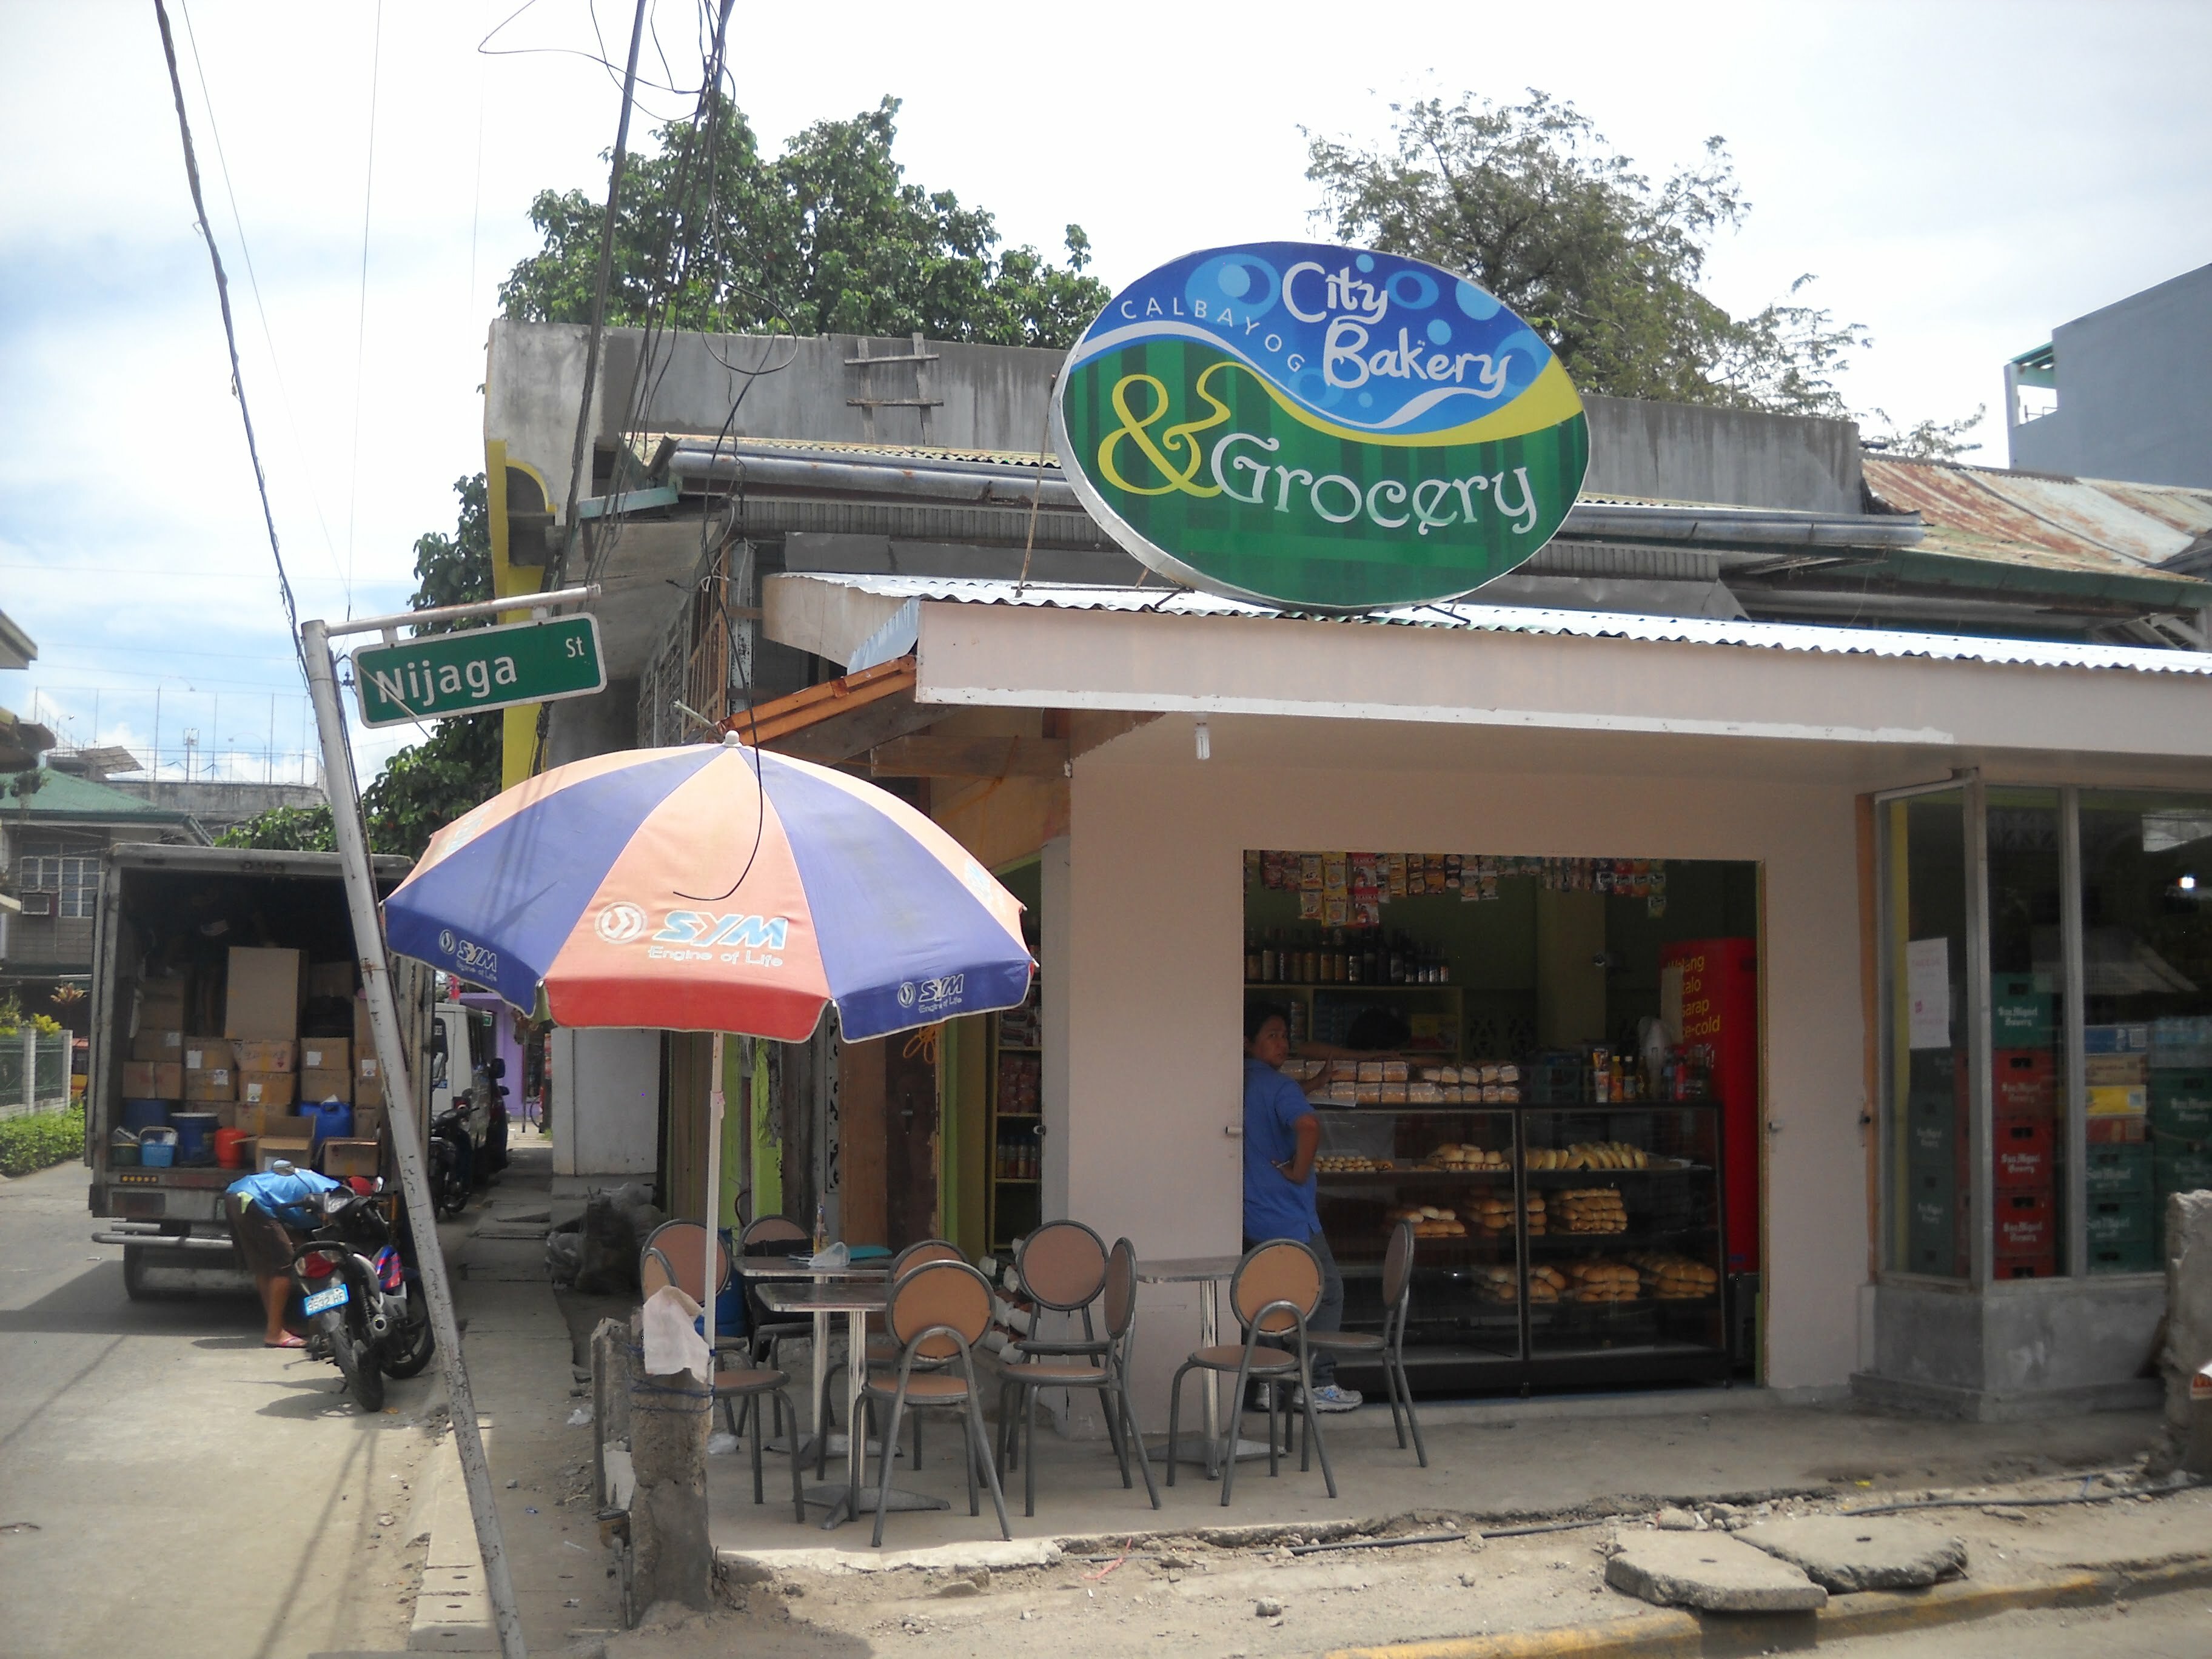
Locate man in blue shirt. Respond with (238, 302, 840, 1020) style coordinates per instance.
(1243, 1003, 1360, 1412)
(226, 1163, 343, 1347)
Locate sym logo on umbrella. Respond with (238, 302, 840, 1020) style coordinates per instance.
(901, 974, 966, 1017)
(435, 929, 500, 977)
(595, 903, 649, 943)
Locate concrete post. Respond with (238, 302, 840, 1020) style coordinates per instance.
(2163, 1191, 2212, 1428)
(623, 1311, 712, 1624)
(591, 1316, 634, 1510)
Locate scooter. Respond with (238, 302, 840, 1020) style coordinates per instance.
(292, 1179, 435, 1412)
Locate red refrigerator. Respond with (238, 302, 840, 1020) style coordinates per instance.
(1660, 937, 1760, 1273)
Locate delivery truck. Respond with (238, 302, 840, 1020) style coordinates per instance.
(85, 843, 434, 1298)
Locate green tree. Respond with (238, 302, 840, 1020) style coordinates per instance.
(500, 95, 1108, 349)
(220, 475, 503, 860)
(1305, 92, 1873, 417)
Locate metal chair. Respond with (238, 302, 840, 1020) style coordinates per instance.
(639, 1219, 731, 1318)
(860, 1258, 1010, 1548)
(1166, 1238, 1337, 1505)
(997, 1236, 1160, 1517)
(709, 1361, 806, 1523)
(737, 1216, 813, 1433)
(1004, 1219, 1110, 1362)
(815, 1238, 965, 1477)
(1304, 1219, 1427, 1466)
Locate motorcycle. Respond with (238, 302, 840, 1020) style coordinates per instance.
(292, 1179, 435, 1412)
(430, 1099, 474, 1221)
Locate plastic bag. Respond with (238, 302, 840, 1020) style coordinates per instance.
(641, 1284, 711, 1382)
(802, 1241, 850, 1272)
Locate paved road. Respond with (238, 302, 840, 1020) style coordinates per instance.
(1818, 1595, 2212, 1654)
(0, 1156, 440, 1658)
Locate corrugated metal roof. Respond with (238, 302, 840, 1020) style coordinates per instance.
(788, 572, 2212, 678)
(1864, 456, 2212, 578)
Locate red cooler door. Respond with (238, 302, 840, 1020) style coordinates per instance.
(1661, 938, 1760, 1273)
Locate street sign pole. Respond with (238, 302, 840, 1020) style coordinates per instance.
(301, 584, 593, 1659)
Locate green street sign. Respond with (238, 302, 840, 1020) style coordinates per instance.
(351, 614, 605, 728)
(1056, 242, 1588, 613)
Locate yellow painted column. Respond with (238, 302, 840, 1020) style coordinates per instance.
(484, 438, 548, 786)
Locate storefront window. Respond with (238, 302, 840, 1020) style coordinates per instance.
(1985, 788, 2066, 1279)
(2079, 791, 2212, 1274)
(1882, 789, 1969, 1279)
(1244, 850, 1755, 1390)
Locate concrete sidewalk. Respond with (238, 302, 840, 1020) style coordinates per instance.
(705, 1378, 2160, 1567)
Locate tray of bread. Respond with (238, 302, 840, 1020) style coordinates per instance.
(1553, 1187, 1629, 1233)
(1419, 1142, 1510, 1172)
(1473, 1263, 1572, 1303)
(1627, 1251, 1720, 1299)
(1561, 1258, 1640, 1303)
(1526, 1141, 1651, 1171)
(1387, 1204, 1469, 1239)
(1315, 1154, 1395, 1173)
(1470, 1191, 1547, 1236)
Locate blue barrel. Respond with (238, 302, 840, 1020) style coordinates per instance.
(171, 1111, 219, 1165)
(121, 1099, 172, 1134)
(301, 1098, 353, 1143)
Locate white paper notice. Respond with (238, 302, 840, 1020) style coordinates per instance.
(1906, 938, 1951, 1050)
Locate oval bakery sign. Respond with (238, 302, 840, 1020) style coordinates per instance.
(1056, 243, 1587, 612)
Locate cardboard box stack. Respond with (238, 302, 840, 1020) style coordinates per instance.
(224, 947, 303, 1166)
(299, 1036, 352, 1108)
(124, 976, 189, 1103)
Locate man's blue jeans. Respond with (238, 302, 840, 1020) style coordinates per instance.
(1242, 1230, 1345, 1387)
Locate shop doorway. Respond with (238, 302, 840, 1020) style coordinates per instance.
(1242, 851, 1761, 1395)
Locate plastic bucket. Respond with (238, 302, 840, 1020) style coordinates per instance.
(214, 1127, 249, 1169)
(171, 1111, 219, 1165)
(121, 1098, 172, 1134)
(303, 1098, 353, 1144)
(110, 1140, 141, 1168)
(139, 1127, 178, 1170)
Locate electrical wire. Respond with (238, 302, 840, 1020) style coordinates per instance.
(344, 0, 384, 619)
(152, 0, 307, 689)
(175, 0, 347, 605)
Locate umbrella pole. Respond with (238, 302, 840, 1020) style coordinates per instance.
(705, 1031, 725, 1358)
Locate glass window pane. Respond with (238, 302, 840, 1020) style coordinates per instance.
(2079, 790, 2212, 1274)
(1985, 788, 2066, 1278)
(1884, 791, 1969, 1278)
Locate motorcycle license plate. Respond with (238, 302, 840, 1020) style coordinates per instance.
(303, 1283, 350, 1316)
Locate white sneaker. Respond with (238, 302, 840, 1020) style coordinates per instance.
(1304, 1384, 1362, 1413)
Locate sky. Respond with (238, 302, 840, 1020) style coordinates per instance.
(2, 0, 2208, 794)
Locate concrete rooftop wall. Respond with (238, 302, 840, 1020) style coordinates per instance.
(486, 321, 1871, 520)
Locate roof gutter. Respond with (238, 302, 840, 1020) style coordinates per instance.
(1869, 547, 2212, 612)
(671, 443, 1929, 552)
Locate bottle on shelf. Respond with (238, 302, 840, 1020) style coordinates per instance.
(813, 1199, 829, 1255)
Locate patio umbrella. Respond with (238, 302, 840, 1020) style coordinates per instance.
(381, 735, 1036, 1351)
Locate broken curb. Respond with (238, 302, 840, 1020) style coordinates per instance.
(1320, 1559, 2207, 1659)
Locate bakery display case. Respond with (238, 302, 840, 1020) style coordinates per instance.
(1312, 1099, 1728, 1394)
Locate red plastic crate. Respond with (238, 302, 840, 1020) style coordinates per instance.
(1994, 1251, 2059, 1280)
(1993, 1115, 2056, 1188)
(1994, 1188, 2056, 1255)
(2088, 1114, 2148, 1144)
(1992, 1049, 2056, 1117)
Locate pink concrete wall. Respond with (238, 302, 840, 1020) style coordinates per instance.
(1052, 731, 1867, 1403)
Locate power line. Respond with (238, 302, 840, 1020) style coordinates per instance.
(152, 0, 307, 689)
(344, 0, 385, 620)
(175, 0, 347, 600)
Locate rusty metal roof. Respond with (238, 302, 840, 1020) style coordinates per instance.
(1864, 456, 2212, 580)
